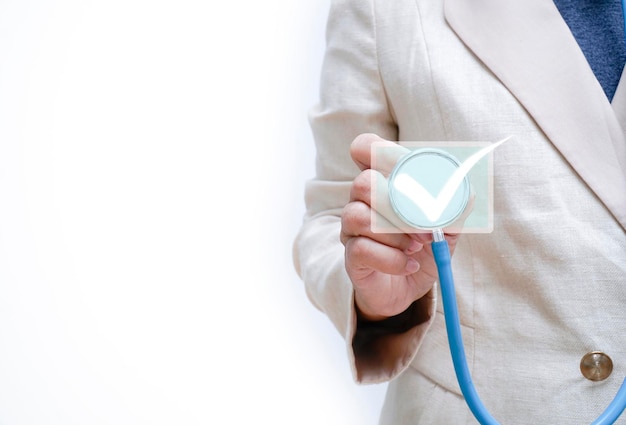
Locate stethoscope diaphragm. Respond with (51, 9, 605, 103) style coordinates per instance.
(388, 148, 471, 230)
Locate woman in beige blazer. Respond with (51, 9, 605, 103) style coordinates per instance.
(293, 0, 626, 423)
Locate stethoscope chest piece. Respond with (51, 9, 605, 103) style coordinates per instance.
(388, 148, 470, 230)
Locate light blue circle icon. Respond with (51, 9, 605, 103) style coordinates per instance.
(388, 149, 470, 229)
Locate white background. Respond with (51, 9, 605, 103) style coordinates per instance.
(0, 0, 387, 424)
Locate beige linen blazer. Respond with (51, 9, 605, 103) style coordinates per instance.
(293, 0, 626, 423)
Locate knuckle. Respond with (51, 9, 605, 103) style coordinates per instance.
(350, 134, 383, 167)
(345, 237, 372, 261)
(351, 170, 373, 201)
(339, 231, 349, 247)
(351, 133, 378, 150)
(342, 201, 371, 233)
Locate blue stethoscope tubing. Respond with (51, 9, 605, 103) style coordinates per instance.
(431, 235, 626, 425)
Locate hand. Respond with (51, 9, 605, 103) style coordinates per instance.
(340, 134, 465, 322)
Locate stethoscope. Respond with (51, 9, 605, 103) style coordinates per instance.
(388, 146, 626, 425)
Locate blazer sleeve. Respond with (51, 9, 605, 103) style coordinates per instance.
(292, 0, 437, 384)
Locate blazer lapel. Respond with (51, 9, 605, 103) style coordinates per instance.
(611, 67, 626, 142)
(444, 0, 626, 231)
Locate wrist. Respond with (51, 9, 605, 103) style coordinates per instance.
(355, 300, 416, 334)
(355, 302, 389, 323)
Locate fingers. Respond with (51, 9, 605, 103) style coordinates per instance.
(351, 168, 418, 233)
(344, 237, 420, 276)
(350, 133, 410, 175)
(341, 200, 423, 255)
(350, 134, 421, 233)
(342, 168, 425, 277)
(350, 133, 383, 171)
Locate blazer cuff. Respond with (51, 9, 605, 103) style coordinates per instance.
(348, 285, 438, 384)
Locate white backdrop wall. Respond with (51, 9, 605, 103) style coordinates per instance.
(0, 1, 387, 424)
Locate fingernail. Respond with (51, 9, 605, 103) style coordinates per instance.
(405, 239, 423, 255)
(406, 258, 420, 273)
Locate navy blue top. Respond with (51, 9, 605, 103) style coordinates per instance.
(553, 0, 626, 100)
